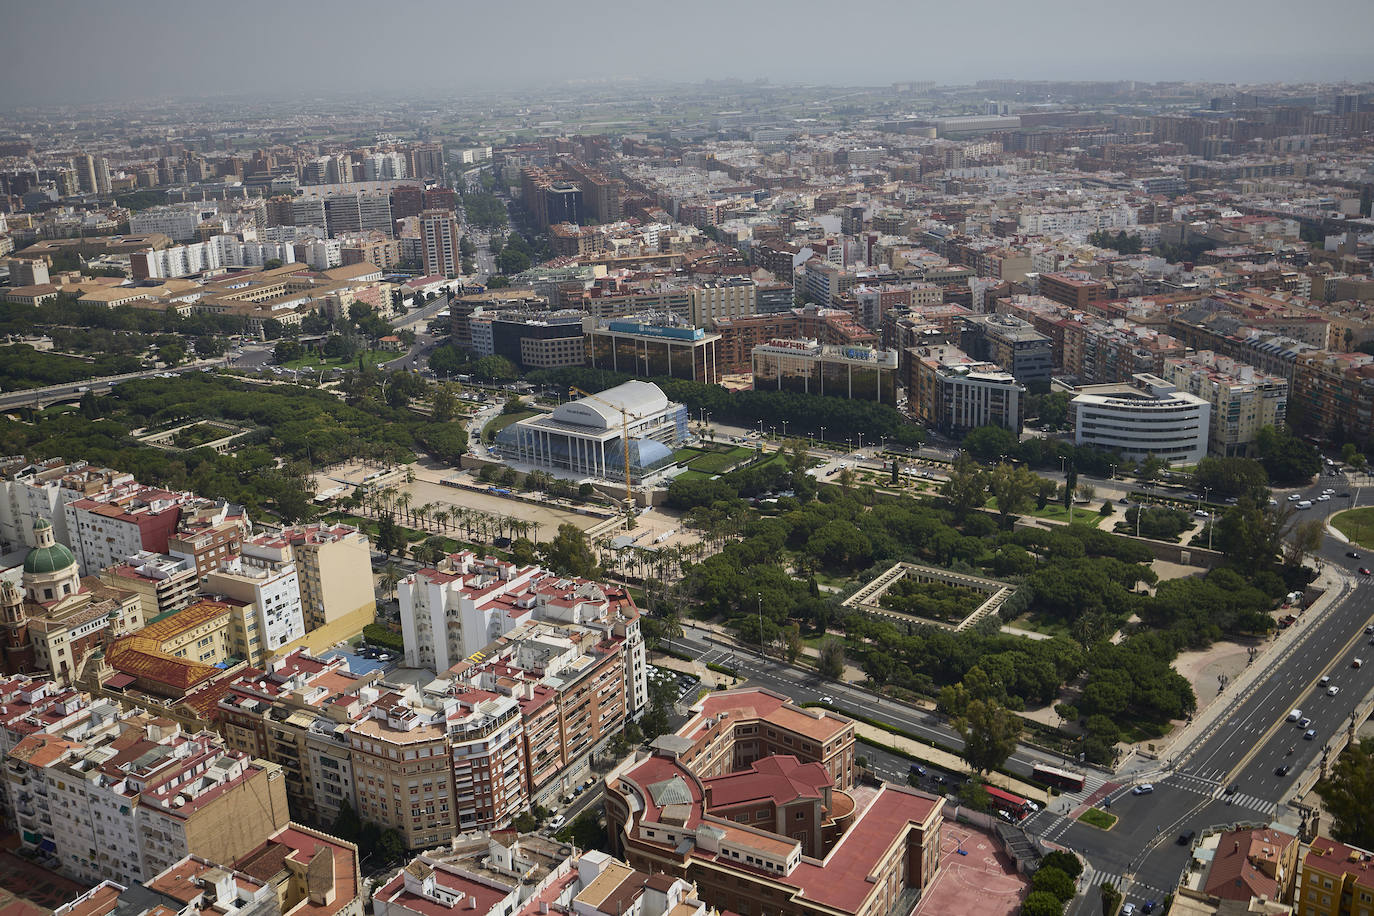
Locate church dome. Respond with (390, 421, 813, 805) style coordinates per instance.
(24, 542, 76, 575)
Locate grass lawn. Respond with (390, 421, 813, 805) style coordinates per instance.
(1078, 808, 1117, 830)
(483, 409, 537, 443)
(1331, 507, 1374, 550)
(1007, 613, 1074, 640)
(282, 349, 393, 371)
(984, 498, 1106, 528)
(673, 469, 713, 482)
(688, 446, 756, 474)
(673, 447, 708, 464)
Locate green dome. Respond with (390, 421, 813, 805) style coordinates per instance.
(24, 543, 76, 575)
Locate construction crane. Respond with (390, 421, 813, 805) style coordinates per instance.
(570, 386, 640, 527)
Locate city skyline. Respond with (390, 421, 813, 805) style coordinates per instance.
(4, 0, 1374, 106)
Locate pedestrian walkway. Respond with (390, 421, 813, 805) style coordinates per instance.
(1079, 863, 1172, 903)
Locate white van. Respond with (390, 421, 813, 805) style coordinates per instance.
(1296, 500, 1313, 509)
(1288, 709, 1302, 722)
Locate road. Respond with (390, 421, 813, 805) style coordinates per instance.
(0, 358, 229, 410)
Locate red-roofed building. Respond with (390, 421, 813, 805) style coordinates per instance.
(603, 688, 939, 916)
(4, 710, 290, 888)
(64, 484, 191, 575)
(234, 824, 363, 916)
(1295, 835, 1374, 916)
(703, 755, 842, 858)
(1203, 827, 1298, 906)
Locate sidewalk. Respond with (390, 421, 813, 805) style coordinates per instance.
(1117, 562, 1352, 777)
(852, 722, 1050, 806)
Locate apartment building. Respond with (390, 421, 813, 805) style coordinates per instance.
(959, 314, 1054, 384)
(1038, 271, 1115, 311)
(1070, 374, 1211, 465)
(1294, 835, 1374, 916)
(217, 650, 376, 826)
(0, 457, 134, 552)
(3, 711, 289, 886)
(166, 502, 250, 576)
(377, 840, 715, 916)
(0, 675, 123, 829)
(751, 339, 900, 404)
(420, 209, 461, 278)
(1291, 352, 1374, 444)
(60, 822, 363, 916)
(247, 523, 374, 635)
(398, 552, 647, 716)
(63, 485, 191, 575)
(97, 551, 199, 621)
(1161, 351, 1288, 457)
(204, 556, 304, 666)
(347, 688, 458, 850)
(689, 278, 756, 326)
(907, 343, 1025, 435)
(602, 689, 941, 916)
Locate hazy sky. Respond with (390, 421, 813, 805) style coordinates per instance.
(4, 0, 1373, 106)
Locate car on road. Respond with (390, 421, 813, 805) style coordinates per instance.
(1349, 552, 1363, 559)
(1318, 494, 1332, 501)
(1132, 784, 1154, 795)
(1305, 729, 1317, 740)
(1300, 717, 1312, 728)
(910, 764, 928, 777)
(1361, 568, 1372, 576)
(548, 814, 566, 831)
(821, 695, 834, 704)
(1287, 493, 1302, 501)
(1177, 830, 1196, 846)
(1194, 509, 1210, 517)
(1328, 686, 1340, 696)
(1142, 902, 1157, 914)
(1321, 675, 1331, 685)
(1224, 783, 1238, 795)
(1276, 764, 1292, 777)
(1121, 904, 1136, 916)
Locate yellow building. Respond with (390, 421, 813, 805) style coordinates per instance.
(1296, 836, 1374, 916)
(140, 599, 234, 666)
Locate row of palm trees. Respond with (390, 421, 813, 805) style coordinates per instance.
(353, 483, 541, 545)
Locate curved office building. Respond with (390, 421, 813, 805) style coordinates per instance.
(495, 380, 688, 483)
(1071, 373, 1211, 464)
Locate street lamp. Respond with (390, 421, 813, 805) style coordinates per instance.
(757, 593, 765, 658)
(781, 420, 788, 438)
(820, 426, 826, 444)
(857, 432, 864, 451)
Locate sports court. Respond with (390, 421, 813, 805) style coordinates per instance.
(913, 823, 1029, 916)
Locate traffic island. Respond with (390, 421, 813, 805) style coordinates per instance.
(1078, 807, 1118, 830)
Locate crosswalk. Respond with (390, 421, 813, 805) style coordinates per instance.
(1079, 864, 1172, 903)
(1169, 771, 1278, 817)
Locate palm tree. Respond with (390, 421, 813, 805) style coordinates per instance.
(396, 492, 413, 527)
(414, 502, 431, 532)
(434, 508, 450, 533)
(379, 563, 402, 601)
